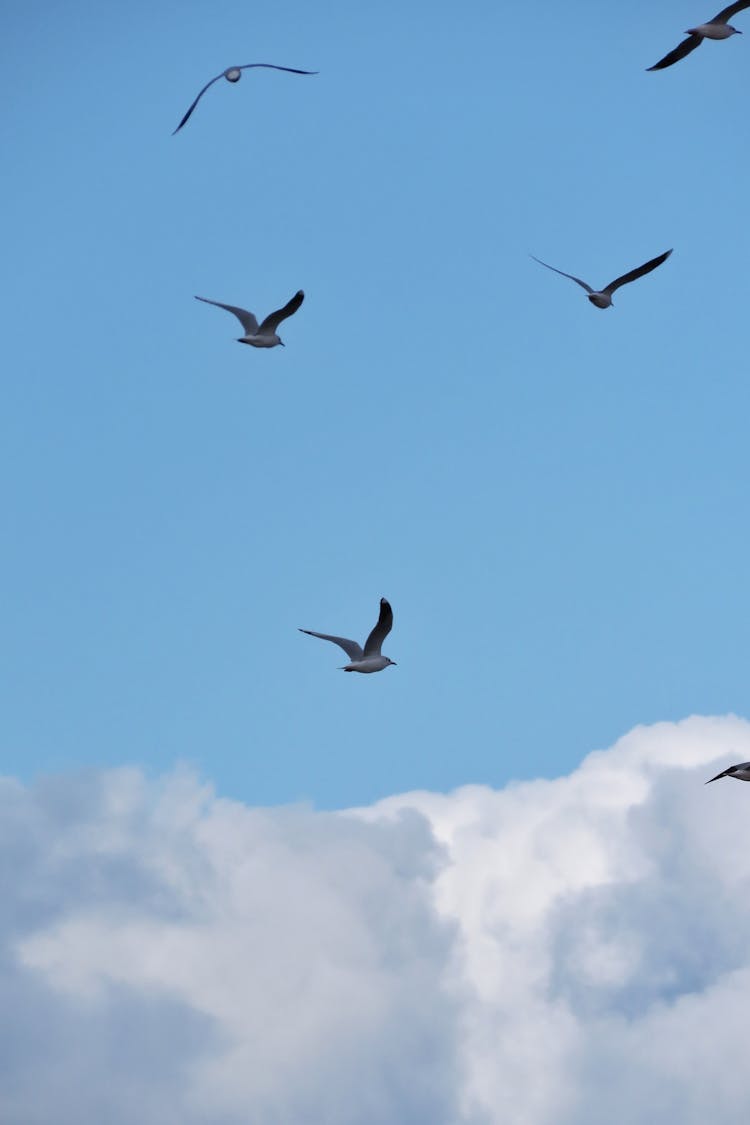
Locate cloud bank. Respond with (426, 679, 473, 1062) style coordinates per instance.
(4, 716, 750, 1124)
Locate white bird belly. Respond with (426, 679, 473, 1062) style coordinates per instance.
(344, 656, 389, 673)
(241, 335, 280, 348)
(692, 23, 736, 39)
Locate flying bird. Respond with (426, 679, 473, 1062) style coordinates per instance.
(173, 63, 318, 133)
(299, 598, 397, 673)
(705, 761, 750, 784)
(530, 249, 673, 309)
(647, 2, 749, 70)
(195, 290, 304, 348)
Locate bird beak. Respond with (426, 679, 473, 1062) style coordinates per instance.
(279, 341, 286, 347)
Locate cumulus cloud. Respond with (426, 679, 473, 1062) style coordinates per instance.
(3, 716, 750, 1124)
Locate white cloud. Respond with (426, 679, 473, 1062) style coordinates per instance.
(4, 716, 750, 1124)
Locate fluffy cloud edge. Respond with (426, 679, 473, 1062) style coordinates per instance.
(2, 714, 750, 1125)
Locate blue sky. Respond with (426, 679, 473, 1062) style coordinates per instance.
(3, 0, 750, 809)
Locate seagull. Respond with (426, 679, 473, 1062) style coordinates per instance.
(173, 63, 318, 134)
(299, 598, 397, 673)
(195, 290, 304, 348)
(705, 761, 750, 784)
(530, 249, 673, 309)
(647, 2, 749, 70)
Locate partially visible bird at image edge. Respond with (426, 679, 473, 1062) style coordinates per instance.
(648, 2, 750, 70)
(705, 761, 750, 784)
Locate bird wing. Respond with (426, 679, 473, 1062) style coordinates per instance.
(172, 72, 224, 134)
(194, 296, 259, 335)
(237, 63, 319, 75)
(298, 629, 364, 661)
(603, 249, 672, 295)
(647, 35, 703, 71)
(705, 761, 750, 783)
(364, 598, 393, 657)
(258, 290, 305, 335)
(712, 1, 750, 23)
(530, 255, 593, 294)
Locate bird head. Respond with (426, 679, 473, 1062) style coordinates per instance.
(386, 658, 397, 667)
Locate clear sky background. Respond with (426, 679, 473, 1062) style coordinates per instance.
(6, 6, 750, 1124)
(3, 0, 750, 809)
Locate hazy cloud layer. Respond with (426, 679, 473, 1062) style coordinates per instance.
(4, 716, 750, 1124)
